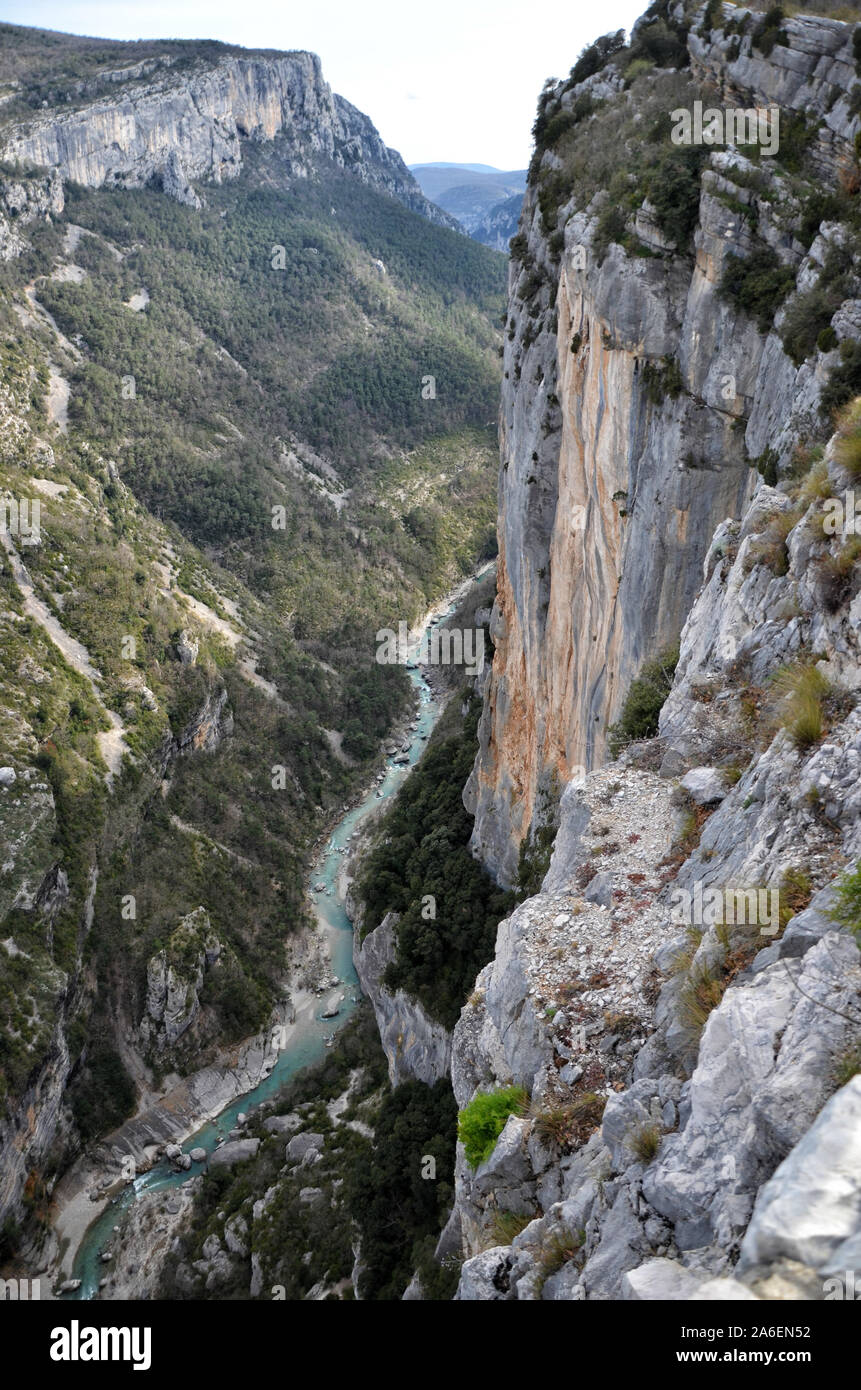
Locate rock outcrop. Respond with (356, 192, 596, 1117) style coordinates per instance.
(353, 910, 452, 1086)
(139, 907, 222, 1051)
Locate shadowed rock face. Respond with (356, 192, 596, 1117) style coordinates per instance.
(353, 911, 452, 1086)
(1, 50, 458, 228)
(466, 12, 861, 887)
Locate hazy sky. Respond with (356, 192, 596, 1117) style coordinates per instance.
(0, 0, 648, 168)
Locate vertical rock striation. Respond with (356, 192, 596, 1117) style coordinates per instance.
(467, 4, 861, 885)
(0, 50, 458, 227)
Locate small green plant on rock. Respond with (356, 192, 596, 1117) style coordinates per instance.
(829, 860, 861, 944)
(458, 1085, 529, 1169)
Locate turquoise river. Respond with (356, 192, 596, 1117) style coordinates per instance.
(69, 572, 487, 1298)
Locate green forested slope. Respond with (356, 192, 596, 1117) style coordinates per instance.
(0, 59, 504, 1222)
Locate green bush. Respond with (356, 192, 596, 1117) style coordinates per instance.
(720, 246, 796, 333)
(829, 861, 861, 943)
(458, 1086, 528, 1168)
(608, 644, 679, 756)
(643, 355, 684, 405)
(754, 7, 787, 56)
(645, 146, 707, 250)
(781, 284, 844, 366)
(594, 204, 628, 264)
(822, 341, 861, 418)
(568, 30, 626, 85)
(626, 9, 689, 71)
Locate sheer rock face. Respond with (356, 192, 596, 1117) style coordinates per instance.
(465, 12, 861, 888)
(353, 911, 452, 1086)
(0, 170, 64, 260)
(1, 51, 457, 227)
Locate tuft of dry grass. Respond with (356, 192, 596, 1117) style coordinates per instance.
(815, 536, 861, 613)
(834, 399, 861, 481)
(832, 1045, 861, 1091)
(628, 1122, 662, 1164)
(743, 507, 801, 576)
(779, 866, 813, 929)
(490, 1209, 534, 1247)
(532, 1091, 607, 1151)
(679, 962, 727, 1037)
(769, 661, 831, 751)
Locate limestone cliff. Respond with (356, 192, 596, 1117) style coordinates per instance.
(467, 1, 861, 884)
(352, 910, 452, 1086)
(0, 47, 456, 227)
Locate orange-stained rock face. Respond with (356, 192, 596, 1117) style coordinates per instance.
(466, 180, 766, 886)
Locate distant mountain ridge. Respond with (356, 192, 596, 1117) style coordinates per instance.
(410, 162, 526, 245)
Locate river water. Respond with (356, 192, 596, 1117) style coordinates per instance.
(70, 574, 486, 1298)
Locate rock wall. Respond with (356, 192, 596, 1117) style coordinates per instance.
(352, 910, 452, 1086)
(0, 50, 456, 226)
(444, 405, 861, 1300)
(466, 4, 861, 886)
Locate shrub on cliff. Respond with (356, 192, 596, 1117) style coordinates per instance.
(458, 1085, 528, 1168)
(719, 246, 796, 332)
(568, 30, 626, 86)
(829, 861, 861, 943)
(834, 398, 861, 478)
(608, 644, 679, 757)
(753, 7, 787, 57)
(645, 145, 707, 250)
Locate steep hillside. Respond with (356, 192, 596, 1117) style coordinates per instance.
(449, 397, 861, 1302)
(0, 22, 504, 1262)
(471, 194, 526, 252)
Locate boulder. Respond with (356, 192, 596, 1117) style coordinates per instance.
(689, 1278, 760, 1301)
(621, 1258, 707, 1300)
(739, 1077, 861, 1274)
(263, 1113, 302, 1135)
(584, 870, 613, 908)
(680, 767, 727, 805)
(208, 1138, 259, 1170)
(455, 1247, 514, 1300)
(285, 1132, 324, 1164)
